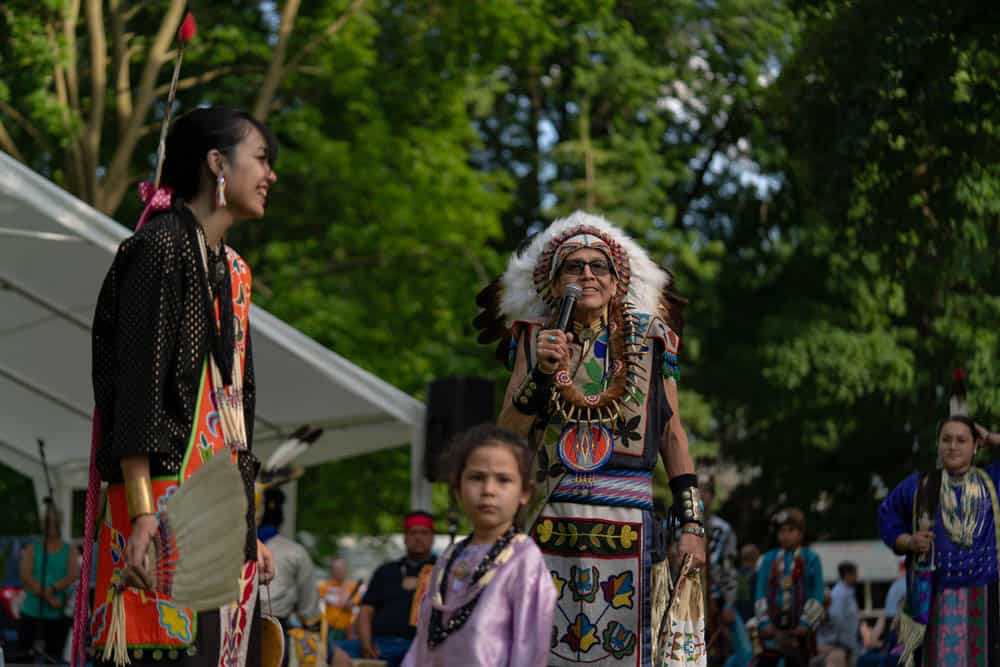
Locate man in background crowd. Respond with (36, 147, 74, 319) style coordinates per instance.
(319, 558, 362, 643)
(337, 511, 436, 667)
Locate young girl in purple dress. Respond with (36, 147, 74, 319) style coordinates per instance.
(403, 425, 556, 667)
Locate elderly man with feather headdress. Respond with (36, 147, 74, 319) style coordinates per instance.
(476, 211, 707, 667)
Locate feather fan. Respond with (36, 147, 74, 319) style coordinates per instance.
(158, 450, 248, 610)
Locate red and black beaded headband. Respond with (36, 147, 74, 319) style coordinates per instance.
(532, 225, 633, 308)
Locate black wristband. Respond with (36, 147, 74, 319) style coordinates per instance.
(669, 474, 704, 526)
(512, 367, 554, 416)
(669, 473, 697, 496)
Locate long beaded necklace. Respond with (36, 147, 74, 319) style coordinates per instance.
(193, 225, 245, 450)
(940, 469, 989, 547)
(547, 303, 646, 473)
(550, 304, 645, 424)
(427, 526, 518, 649)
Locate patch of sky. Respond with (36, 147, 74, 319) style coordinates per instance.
(260, 1, 281, 45)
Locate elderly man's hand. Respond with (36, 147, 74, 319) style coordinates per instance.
(536, 330, 574, 374)
(678, 531, 706, 569)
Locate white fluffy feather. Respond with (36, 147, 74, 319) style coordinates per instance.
(264, 435, 308, 473)
(499, 211, 669, 324)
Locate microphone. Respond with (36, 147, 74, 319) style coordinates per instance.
(555, 283, 582, 333)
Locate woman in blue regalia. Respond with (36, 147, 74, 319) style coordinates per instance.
(878, 415, 1000, 665)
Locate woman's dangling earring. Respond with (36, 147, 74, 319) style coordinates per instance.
(216, 171, 227, 207)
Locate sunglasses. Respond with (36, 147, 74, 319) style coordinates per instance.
(560, 259, 614, 277)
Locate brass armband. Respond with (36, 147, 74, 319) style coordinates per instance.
(669, 474, 704, 526)
(513, 367, 554, 416)
(125, 476, 156, 521)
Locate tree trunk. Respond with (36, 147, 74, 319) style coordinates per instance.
(580, 97, 596, 210)
(84, 0, 107, 210)
(100, 0, 186, 215)
(252, 0, 303, 121)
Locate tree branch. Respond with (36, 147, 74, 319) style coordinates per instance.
(84, 0, 107, 208)
(102, 0, 186, 215)
(252, 0, 302, 121)
(579, 97, 597, 210)
(0, 120, 24, 162)
(0, 101, 48, 150)
(918, 189, 938, 227)
(47, 23, 86, 198)
(251, 0, 367, 122)
(124, 0, 155, 23)
(673, 115, 733, 227)
(527, 62, 543, 221)
(109, 0, 133, 137)
(153, 65, 256, 97)
(284, 0, 366, 74)
(63, 0, 82, 115)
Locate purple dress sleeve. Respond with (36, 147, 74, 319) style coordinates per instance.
(505, 541, 557, 667)
(878, 472, 919, 553)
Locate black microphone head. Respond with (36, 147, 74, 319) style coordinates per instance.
(555, 283, 583, 332)
(564, 283, 583, 300)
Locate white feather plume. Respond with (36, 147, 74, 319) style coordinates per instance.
(950, 396, 969, 417)
(499, 210, 670, 325)
(264, 435, 309, 473)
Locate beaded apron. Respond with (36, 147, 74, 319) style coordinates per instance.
(525, 313, 677, 666)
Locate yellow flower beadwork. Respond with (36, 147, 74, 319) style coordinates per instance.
(537, 519, 554, 543)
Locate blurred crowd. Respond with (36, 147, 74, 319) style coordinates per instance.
(0, 475, 908, 667)
(687, 476, 904, 667)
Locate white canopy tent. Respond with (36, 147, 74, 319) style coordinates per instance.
(0, 151, 432, 536)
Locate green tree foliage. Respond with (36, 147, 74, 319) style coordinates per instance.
(0, 470, 39, 535)
(3, 1, 999, 549)
(712, 0, 1000, 542)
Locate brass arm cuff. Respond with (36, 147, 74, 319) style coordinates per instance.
(512, 367, 554, 416)
(678, 486, 704, 525)
(669, 474, 704, 525)
(125, 477, 156, 520)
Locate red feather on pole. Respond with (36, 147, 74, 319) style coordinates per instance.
(951, 367, 969, 416)
(178, 11, 197, 41)
(153, 10, 197, 189)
